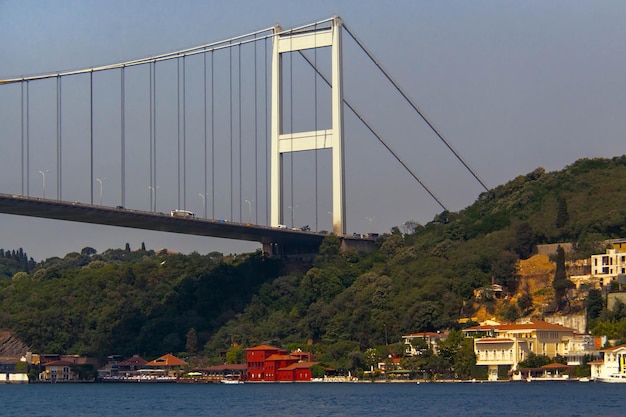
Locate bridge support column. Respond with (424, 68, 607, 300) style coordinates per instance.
(270, 17, 345, 235)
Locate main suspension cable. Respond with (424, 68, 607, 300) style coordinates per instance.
(298, 50, 448, 212)
(342, 23, 489, 193)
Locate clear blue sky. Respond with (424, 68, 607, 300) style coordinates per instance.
(1, 0, 625, 260)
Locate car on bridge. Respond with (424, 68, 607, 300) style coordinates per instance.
(170, 209, 195, 218)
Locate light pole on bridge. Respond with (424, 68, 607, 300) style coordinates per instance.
(366, 216, 376, 232)
(244, 199, 253, 224)
(38, 170, 49, 199)
(198, 193, 208, 218)
(96, 178, 107, 206)
(148, 185, 159, 212)
(288, 205, 298, 228)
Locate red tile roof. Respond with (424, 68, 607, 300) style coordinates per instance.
(43, 360, 74, 367)
(146, 353, 187, 367)
(402, 332, 441, 338)
(540, 363, 570, 369)
(475, 338, 514, 343)
(247, 345, 282, 351)
(202, 364, 247, 372)
(464, 320, 574, 332)
(278, 362, 317, 371)
(265, 354, 298, 361)
(600, 343, 626, 352)
(118, 355, 148, 366)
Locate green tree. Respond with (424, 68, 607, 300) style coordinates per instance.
(518, 353, 551, 369)
(311, 363, 326, 378)
(510, 222, 535, 259)
(517, 292, 534, 314)
(186, 328, 198, 354)
(555, 197, 569, 229)
(363, 348, 380, 371)
(586, 289, 603, 321)
(225, 345, 245, 364)
(436, 329, 469, 378)
(492, 250, 519, 292)
(15, 361, 28, 373)
(499, 303, 520, 322)
(81, 247, 97, 256)
(552, 246, 574, 311)
(453, 337, 477, 379)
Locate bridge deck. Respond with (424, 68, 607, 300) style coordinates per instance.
(0, 193, 326, 250)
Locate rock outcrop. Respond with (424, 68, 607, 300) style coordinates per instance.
(0, 330, 29, 360)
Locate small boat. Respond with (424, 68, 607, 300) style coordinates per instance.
(221, 374, 244, 384)
(596, 374, 626, 383)
(221, 378, 244, 384)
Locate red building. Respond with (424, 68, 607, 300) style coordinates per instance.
(246, 345, 284, 381)
(277, 362, 315, 382)
(246, 345, 316, 382)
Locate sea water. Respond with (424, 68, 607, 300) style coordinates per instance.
(0, 381, 622, 417)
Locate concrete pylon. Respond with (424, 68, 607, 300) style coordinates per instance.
(270, 16, 345, 235)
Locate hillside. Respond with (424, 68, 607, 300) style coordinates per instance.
(1, 156, 625, 366)
(204, 156, 626, 354)
(0, 329, 29, 359)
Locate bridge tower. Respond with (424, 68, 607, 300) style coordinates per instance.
(270, 16, 345, 235)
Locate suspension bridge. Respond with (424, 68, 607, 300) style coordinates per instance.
(0, 16, 487, 256)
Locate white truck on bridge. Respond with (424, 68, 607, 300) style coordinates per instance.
(170, 209, 195, 218)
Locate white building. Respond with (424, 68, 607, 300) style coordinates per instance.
(589, 344, 626, 382)
(402, 332, 445, 356)
(570, 239, 626, 292)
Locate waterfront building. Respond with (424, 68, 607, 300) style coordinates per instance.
(246, 345, 315, 382)
(463, 319, 576, 381)
(589, 344, 626, 382)
(402, 331, 445, 356)
(145, 353, 188, 377)
(39, 360, 79, 382)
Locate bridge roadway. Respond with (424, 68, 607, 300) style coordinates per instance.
(0, 193, 331, 256)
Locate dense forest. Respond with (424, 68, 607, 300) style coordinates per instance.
(1, 156, 626, 373)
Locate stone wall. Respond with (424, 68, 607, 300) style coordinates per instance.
(544, 312, 587, 334)
(607, 293, 626, 311)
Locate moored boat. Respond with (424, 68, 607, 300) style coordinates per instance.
(596, 374, 626, 383)
(221, 374, 244, 384)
